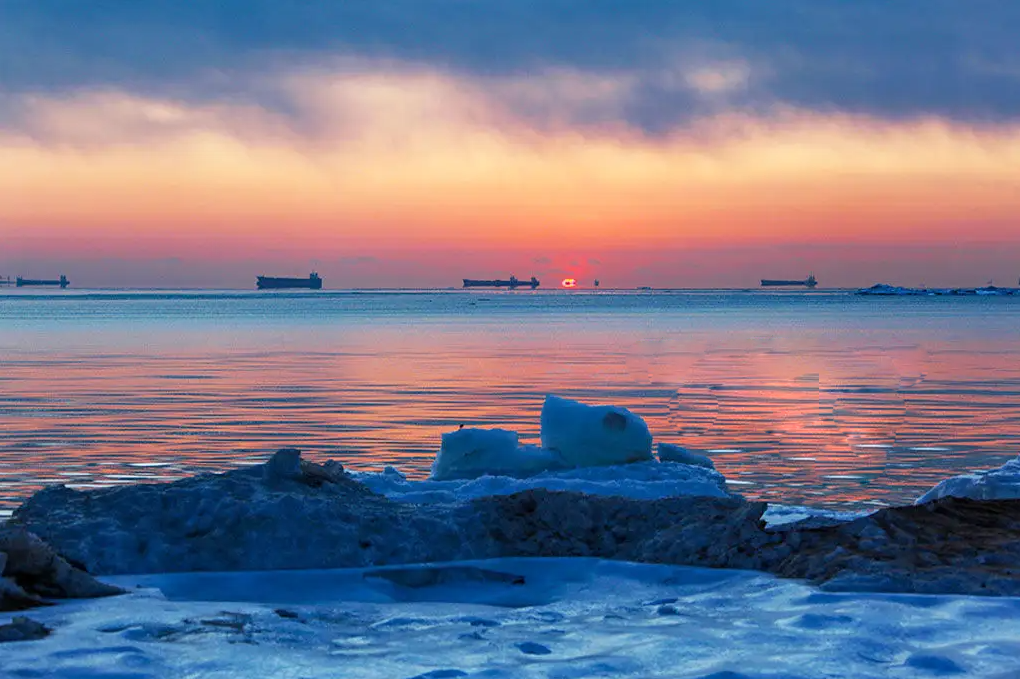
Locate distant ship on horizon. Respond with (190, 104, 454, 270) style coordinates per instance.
(463, 275, 540, 289)
(256, 273, 322, 290)
(761, 274, 817, 288)
(15, 275, 70, 289)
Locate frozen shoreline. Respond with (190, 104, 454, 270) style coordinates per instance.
(4, 457, 1020, 678)
(4, 395, 1020, 677)
(7, 556, 1020, 678)
(7, 447, 1020, 597)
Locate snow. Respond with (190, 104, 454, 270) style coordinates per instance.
(540, 395, 654, 467)
(916, 454, 1020, 504)
(760, 504, 872, 528)
(430, 428, 566, 481)
(5, 558, 1020, 678)
(356, 460, 732, 505)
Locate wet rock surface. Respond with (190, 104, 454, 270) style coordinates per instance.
(1, 525, 125, 611)
(767, 496, 1020, 595)
(10, 449, 1020, 596)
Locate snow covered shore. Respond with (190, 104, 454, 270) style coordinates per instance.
(6, 557, 1020, 679)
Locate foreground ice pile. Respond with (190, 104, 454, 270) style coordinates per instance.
(6, 558, 1020, 678)
(410, 395, 727, 503)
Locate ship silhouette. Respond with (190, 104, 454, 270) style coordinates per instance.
(256, 273, 322, 290)
(761, 274, 817, 288)
(462, 275, 539, 289)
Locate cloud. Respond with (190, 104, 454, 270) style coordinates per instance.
(0, 1, 1018, 135)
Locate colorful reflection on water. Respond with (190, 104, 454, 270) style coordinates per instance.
(2, 289, 1019, 512)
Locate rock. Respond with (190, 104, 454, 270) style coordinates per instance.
(263, 448, 368, 492)
(0, 616, 51, 643)
(767, 496, 1020, 595)
(263, 447, 303, 482)
(11, 448, 1020, 596)
(0, 525, 124, 610)
(12, 451, 472, 574)
(1, 577, 43, 612)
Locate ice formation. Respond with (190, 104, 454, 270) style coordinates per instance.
(7, 558, 1020, 678)
(916, 454, 1020, 504)
(540, 395, 653, 467)
(857, 283, 1020, 296)
(429, 396, 658, 481)
(656, 442, 715, 469)
(430, 428, 566, 481)
(359, 460, 730, 505)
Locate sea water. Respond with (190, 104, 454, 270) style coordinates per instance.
(1, 288, 1018, 512)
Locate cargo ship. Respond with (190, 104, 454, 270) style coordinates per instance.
(256, 273, 322, 290)
(16, 275, 70, 289)
(463, 275, 539, 289)
(761, 274, 817, 288)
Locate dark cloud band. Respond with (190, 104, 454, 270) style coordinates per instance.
(1, 0, 1018, 131)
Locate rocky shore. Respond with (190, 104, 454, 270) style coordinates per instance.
(6, 448, 1020, 610)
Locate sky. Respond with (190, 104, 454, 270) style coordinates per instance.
(1, 1, 1019, 288)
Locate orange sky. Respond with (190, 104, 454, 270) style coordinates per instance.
(2, 66, 1019, 288)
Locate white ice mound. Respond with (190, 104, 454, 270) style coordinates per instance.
(430, 428, 567, 481)
(541, 395, 653, 467)
(916, 455, 1020, 504)
(657, 443, 715, 470)
(357, 460, 732, 504)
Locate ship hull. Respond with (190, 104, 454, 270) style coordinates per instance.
(16, 276, 69, 288)
(257, 275, 322, 290)
(463, 277, 539, 289)
(761, 278, 817, 288)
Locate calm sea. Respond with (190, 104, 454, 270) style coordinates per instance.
(2, 288, 1019, 514)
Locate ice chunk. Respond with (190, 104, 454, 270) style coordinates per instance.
(540, 395, 653, 467)
(357, 459, 732, 504)
(430, 429, 566, 481)
(657, 443, 715, 469)
(916, 455, 1020, 504)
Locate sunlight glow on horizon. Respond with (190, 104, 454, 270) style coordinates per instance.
(2, 64, 1019, 286)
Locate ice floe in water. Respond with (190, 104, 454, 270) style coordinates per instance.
(916, 454, 1020, 504)
(429, 396, 654, 482)
(369, 395, 731, 504)
(5, 558, 1020, 678)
